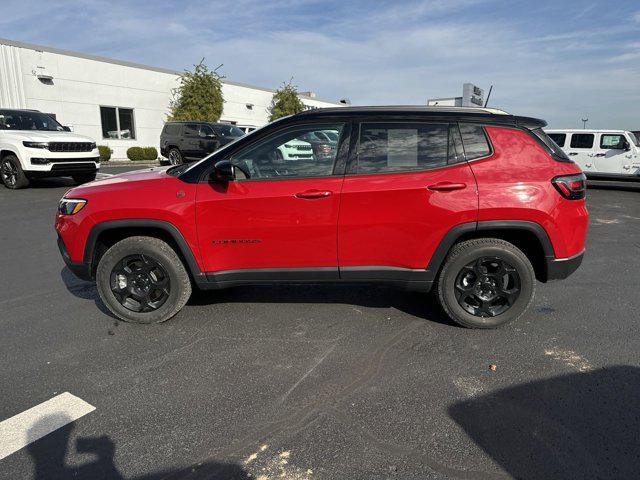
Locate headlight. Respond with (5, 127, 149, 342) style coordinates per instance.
(58, 198, 87, 215)
(23, 141, 49, 149)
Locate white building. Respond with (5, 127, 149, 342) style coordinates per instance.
(0, 38, 344, 159)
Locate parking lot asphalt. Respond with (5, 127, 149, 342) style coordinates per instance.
(1, 174, 639, 480)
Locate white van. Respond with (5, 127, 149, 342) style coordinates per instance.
(545, 129, 640, 180)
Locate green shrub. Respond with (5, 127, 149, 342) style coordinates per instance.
(97, 145, 111, 162)
(126, 146, 145, 161)
(142, 147, 158, 160)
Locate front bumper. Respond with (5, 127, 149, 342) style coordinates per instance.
(57, 234, 92, 281)
(545, 250, 584, 281)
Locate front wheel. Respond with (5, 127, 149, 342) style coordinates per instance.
(1, 155, 29, 189)
(437, 238, 535, 329)
(96, 236, 192, 324)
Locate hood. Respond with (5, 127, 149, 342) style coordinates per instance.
(9, 130, 96, 142)
(66, 166, 172, 195)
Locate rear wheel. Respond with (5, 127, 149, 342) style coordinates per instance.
(96, 236, 192, 324)
(168, 148, 183, 165)
(72, 172, 97, 184)
(437, 238, 535, 329)
(1, 155, 29, 189)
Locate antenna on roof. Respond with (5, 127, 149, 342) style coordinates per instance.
(484, 85, 493, 107)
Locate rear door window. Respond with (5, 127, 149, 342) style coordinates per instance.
(459, 124, 491, 160)
(570, 134, 594, 149)
(356, 123, 448, 174)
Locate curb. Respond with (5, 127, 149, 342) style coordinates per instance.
(101, 161, 162, 168)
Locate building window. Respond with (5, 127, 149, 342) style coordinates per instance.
(100, 106, 136, 139)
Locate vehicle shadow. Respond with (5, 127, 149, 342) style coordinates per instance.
(189, 283, 458, 327)
(60, 267, 120, 320)
(448, 366, 640, 480)
(25, 413, 249, 479)
(60, 266, 457, 327)
(27, 177, 77, 189)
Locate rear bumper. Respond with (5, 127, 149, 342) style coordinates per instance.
(545, 250, 584, 281)
(57, 235, 91, 281)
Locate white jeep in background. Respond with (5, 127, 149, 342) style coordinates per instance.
(0, 108, 100, 189)
(546, 129, 640, 180)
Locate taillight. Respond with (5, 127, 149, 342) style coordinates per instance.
(551, 173, 586, 200)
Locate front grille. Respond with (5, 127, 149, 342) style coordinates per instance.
(50, 157, 99, 163)
(51, 163, 98, 173)
(49, 142, 94, 153)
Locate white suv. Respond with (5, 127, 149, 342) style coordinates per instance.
(545, 129, 640, 180)
(0, 109, 100, 189)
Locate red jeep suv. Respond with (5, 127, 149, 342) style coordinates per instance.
(55, 107, 588, 328)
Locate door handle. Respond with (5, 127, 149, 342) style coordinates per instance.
(427, 182, 467, 191)
(593, 153, 606, 157)
(295, 189, 332, 199)
(585, 164, 592, 168)
(569, 152, 578, 156)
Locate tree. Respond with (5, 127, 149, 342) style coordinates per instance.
(269, 80, 306, 121)
(169, 59, 224, 122)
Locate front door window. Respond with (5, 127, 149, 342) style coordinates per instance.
(231, 124, 344, 180)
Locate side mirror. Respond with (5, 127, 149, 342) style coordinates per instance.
(212, 160, 235, 182)
(622, 140, 631, 151)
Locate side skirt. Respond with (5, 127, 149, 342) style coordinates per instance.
(200, 266, 433, 292)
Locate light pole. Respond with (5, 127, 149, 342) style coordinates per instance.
(581, 118, 589, 129)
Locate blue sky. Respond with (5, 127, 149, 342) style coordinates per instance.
(2, 0, 639, 128)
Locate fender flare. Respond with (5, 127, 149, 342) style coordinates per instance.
(83, 219, 206, 285)
(424, 220, 554, 282)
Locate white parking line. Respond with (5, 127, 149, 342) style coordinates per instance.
(96, 173, 114, 178)
(0, 392, 95, 460)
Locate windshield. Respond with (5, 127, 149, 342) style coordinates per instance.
(212, 125, 245, 137)
(0, 110, 65, 131)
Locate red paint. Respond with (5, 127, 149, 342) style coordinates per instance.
(56, 125, 588, 277)
(337, 162, 478, 269)
(471, 126, 588, 258)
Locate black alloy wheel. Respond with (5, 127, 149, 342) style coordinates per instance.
(1, 158, 18, 187)
(454, 256, 521, 317)
(168, 148, 183, 165)
(110, 254, 171, 312)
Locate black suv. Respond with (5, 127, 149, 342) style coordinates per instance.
(160, 122, 245, 165)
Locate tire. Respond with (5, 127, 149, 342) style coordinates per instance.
(1, 154, 29, 189)
(168, 148, 183, 165)
(437, 238, 535, 329)
(96, 236, 192, 324)
(72, 172, 97, 184)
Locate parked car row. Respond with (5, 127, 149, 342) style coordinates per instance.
(545, 129, 640, 180)
(159, 121, 340, 166)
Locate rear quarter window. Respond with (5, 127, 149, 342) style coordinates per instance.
(458, 123, 491, 160)
(163, 124, 181, 135)
(548, 133, 566, 147)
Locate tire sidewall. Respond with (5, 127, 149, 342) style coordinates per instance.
(1, 155, 29, 189)
(96, 239, 188, 324)
(440, 244, 535, 329)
